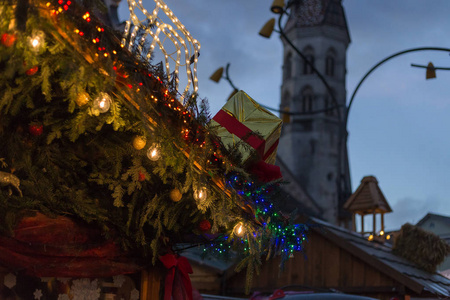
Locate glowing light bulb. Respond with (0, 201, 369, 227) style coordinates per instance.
(147, 143, 161, 161)
(28, 31, 45, 52)
(93, 92, 112, 113)
(193, 185, 207, 203)
(234, 222, 245, 237)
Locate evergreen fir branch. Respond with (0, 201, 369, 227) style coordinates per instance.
(40, 62, 52, 102)
(112, 184, 125, 207)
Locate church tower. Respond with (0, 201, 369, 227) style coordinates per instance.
(276, 0, 351, 225)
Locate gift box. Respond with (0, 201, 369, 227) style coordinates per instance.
(209, 90, 282, 165)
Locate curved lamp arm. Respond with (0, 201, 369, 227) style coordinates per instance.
(346, 47, 450, 125)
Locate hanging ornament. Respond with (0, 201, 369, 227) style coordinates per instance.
(169, 188, 182, 202)
(28, 30, 45, 52)
(1, 33, 16, 47)
(193, 184, 207, 203)
(198, 219, 211, 232)
(93, 92, 112, 113)
(132, 136, 147, 150)
(75, 91, 90, 107)
(25, 66, 39, 76)
(29, 123, 43, 136)
(233, 222, 245, 237)
(138, 171, 145, 182)
(146, 143, 161, 161)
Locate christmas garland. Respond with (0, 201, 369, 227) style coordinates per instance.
(0, 0, 307, 291)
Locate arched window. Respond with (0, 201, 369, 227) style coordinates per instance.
(302, 46, 315, 75)
(325, 48, 336, 77)
(284, 52, 293, 80)
(301, 86, 314, 113)
(324, 88, 336, 116)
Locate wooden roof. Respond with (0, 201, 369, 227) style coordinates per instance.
(344, 176, 392, 214)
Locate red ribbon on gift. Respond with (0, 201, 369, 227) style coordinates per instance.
(213, 109, 279, 162)
(160, 253, 193, 300)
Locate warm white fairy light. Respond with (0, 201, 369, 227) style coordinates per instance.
(147, 143, 161, 161)
(234, 222, 245, 237)
(93, 92, 112, 113)
(123, 0, 201, 100)
(193, 184, 207, 203)
(28, 31, 45, 52)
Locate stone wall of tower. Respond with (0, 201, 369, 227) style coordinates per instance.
(277, 11, 350, 225)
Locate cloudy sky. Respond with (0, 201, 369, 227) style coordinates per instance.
(118, 1, 450, 231)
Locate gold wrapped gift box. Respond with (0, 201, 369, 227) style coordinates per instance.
(209, 90, 282, 165)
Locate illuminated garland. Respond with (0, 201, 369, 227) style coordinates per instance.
(0, 0, 308, 288)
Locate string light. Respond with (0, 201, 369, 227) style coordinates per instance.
(28, 31, 45, 52)
(147, 143, 161, 161)
(193, 184, 207, 203)
(122, 0, 201, 100)
(234, 222, 245, 237)
(93, 92, 112, 113)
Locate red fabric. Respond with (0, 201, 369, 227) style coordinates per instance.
(213, 109, 266, 158)
(249, 161, 283, 182)
(0, 212, 141, 277)
(160, 254, 193, 300)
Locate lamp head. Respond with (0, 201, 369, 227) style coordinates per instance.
(426, 62, 436, 79)
(209, 67, 224, 82)
(259, 18, 275, 38)
(270, 0, 285, 14)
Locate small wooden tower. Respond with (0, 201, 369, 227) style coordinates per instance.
(344, 176, 392, 236)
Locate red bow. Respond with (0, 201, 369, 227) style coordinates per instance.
(160, 254, 193, 300)
(249, 160, 283, 182)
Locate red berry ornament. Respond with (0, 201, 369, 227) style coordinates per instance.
(1, 33, 16, 47)
(138, 171, 145, 182)
(29, 124, 43, 136)
(198, 219, 211, 232)
(25, 66, 39, 76)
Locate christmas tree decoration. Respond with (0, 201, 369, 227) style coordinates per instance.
(233, 222, 245, 237)
(209, 90, 283, 164)
(122, 0, 201, 99)
(0, 0, 307, 296)
(3, 273, 16, 289)
(28, 30, 45, 52)
(25, 66, 39, 76)
(132, 136, 147, 150)
(146, 143, 161, 161)
(29, 123, 44, 136)
(1, 32, 16, 47)
(169, 188, 182, 202)
(92, 92, 112, 113)
(193, 184, 207, 204)
(75, 91, 90, 107)
(198, 219, 211, 232)
(0, 171, 22, 197)
(138, 171, 145, 182)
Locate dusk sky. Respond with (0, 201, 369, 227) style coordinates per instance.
(118, 1, 450, 231)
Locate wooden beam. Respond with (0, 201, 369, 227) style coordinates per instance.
(140, 268, 162, 300)
(309, 220, 424, 294)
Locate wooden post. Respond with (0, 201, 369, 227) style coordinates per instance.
(381, 213, 385, 232)
(141, 267, 163, 300)
(361, 214, 364, 235)
(373, 211, 376, 235)
(352, 213, 356, 231)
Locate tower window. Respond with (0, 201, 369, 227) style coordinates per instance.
(326, 56, 335, 76)
(303, 55, 315, 75)
(301, 86, 314, 113)
(302, 46, 315, 75)
(284, 52, 293, 79)
(325, 48, 337, 77)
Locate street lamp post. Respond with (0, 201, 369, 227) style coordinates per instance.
(259, 0, 450, 223)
